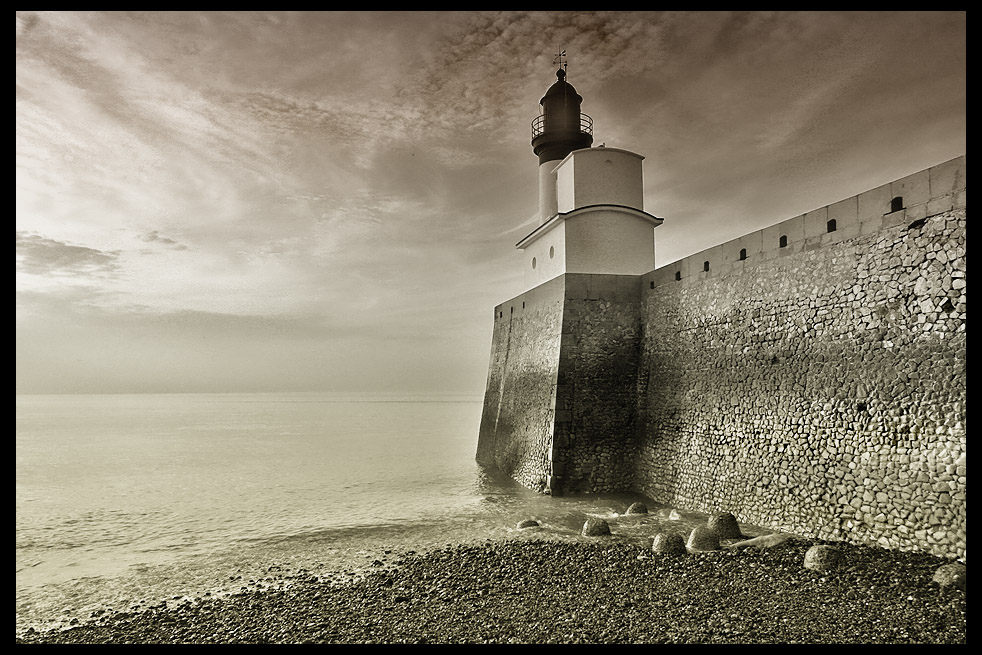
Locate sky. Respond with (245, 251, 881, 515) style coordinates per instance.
(16, 11, 966, 395)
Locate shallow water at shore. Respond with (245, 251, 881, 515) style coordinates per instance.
(17, 392, 752, 636)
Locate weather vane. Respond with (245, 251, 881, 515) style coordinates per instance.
(553, 49, 568, 72)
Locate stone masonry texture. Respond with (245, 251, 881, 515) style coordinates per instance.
(477, 276, 564, 492)
(636, 207, 965, 560)
(479, 156, 965, 559)
(553, 274, 642, 495)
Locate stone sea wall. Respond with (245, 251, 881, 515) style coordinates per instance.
(476, 276, 565, 491)
(636, 205, 966, 559)
(479, 155, 966, 559)
(552, 274, 642, 494)
(478, 273, 644, 495)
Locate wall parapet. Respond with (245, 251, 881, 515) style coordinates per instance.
(646, 155, 966, 288)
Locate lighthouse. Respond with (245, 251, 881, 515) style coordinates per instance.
(531, 67, 594, 222)
(478, 63, 664, 497)
(518, 68, 663, 292)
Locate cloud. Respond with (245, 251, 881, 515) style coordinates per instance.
(16, 232, 120, 276)
(14, 11, 966, 394)
(140, 231, 188, 250)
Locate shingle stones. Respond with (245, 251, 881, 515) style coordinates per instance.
(581, 518, 611, 536)
(803, 544, 841, 571)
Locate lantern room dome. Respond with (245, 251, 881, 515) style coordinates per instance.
(531, 69, 593, 165)
(539, 69, 582, 105)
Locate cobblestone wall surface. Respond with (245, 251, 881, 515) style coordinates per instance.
(552, 274, 642, 494)
(635, 209, 966, 559)
(477, 276, 565, 491)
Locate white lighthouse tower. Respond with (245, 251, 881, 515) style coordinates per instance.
(478, 62, 664, 497)
(519, 67, 663, 291)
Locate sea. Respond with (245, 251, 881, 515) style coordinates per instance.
(16, 391, 727, 636)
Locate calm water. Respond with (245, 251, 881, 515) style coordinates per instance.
(16, 392, 725, 635)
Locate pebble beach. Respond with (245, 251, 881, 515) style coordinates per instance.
(16, 534, 966, 644)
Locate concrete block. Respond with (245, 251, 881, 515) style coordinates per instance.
(663, 258, 691, 283)
(700, 244, 723, 273)
(782, 214, 805, 245)
(926, 194, 954, 217)
(883, 208, 909, 229)
(802, 236, 823, 251)
(648, 268, 672, 288)
(735, 229, 763, 262)
(858, 183, 891, 222)
(860, 215, 885, 235)
(904, 202, 928, 222)
(761, 223, 784, 252)
(929, 156, 966, 197)
(891, 170, 931, 208)
(804, 206, 830, 238)
(829, 196, 859, 231)
(840, 223, 862, 241)
(759, 248, 778, 262)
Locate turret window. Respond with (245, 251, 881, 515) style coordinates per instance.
(675, 271, 681, 281)
(532, 257, 537, 270)
(827, 219, 837, 233)
(703, 261, 710, 272)
(779, 235, 788, 248)
(739, 248, 747, 261)
(549, 246, 555, 259)
(891, 196, 904, 213)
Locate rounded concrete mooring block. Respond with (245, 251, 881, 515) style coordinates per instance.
(686, 526, 721, 551)
(582, 517, 611, 536)
(707, 512, 743, 539)
(516, 519, 540, 529)
(625, 502, 649, 515)
(803, 544, 841, 571)
(652, 532, 687, 555)
(932, 563, 966, 591)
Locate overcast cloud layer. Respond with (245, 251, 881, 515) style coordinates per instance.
(16, 11, 966, 394)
